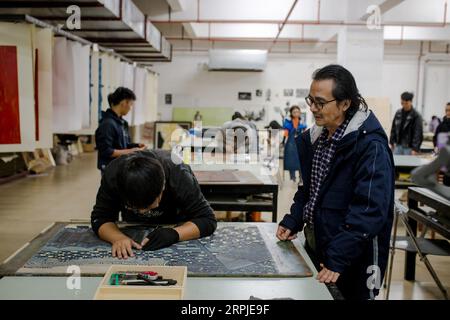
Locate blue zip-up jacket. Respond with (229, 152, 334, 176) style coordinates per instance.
(280, 110, 395, 300)
(95, 109, 139, 171)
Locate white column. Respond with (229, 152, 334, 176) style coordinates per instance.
(337, 26, 384, 97)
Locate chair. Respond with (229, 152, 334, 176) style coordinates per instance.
(384, 201, 450, 299)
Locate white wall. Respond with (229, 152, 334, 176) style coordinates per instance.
(423, 62, 450, 121)
(152, 52, 335, 127)
(382, 54, 419, 118)
(152, 50, 450, 129)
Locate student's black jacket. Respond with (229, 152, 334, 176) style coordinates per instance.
(389, 107, 423, 152)
(91, 150, 217, 237)
(95, 109, 139, 170)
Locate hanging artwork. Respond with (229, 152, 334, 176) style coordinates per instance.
(0, 22, 36, 152)
(73, 43, 90, 129)
(265, 89, 271, 102)
(283, 89, 294, 97)
(32, 27, 54, 148)
(132, 67, 146, 126)
(144, 71, 158, 123)
(53, 37, 80, 133)
(34, 49, 39, 141)
(238, 92, 252, 100)
(0, 46, 21, 144)
(165, 94, 172, 105)
(120, 62, 135, 124)
(154, 121, 191, 150)
(295, 88, 309, 98)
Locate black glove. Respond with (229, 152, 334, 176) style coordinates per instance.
(142, 228, 179, 251)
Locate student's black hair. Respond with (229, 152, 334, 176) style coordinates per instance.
(401, 91, 414, 102)
(447, 102, 450, 106)
(108, 87, 136, 107)
(312, 64, 368, 119)
(116, 153, 165, 209)
(265, 120, 282, 130)
(232, 112, 244, 121)
(289, 105, 300, 118)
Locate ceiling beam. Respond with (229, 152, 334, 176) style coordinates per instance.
(269, 0, 299, 51)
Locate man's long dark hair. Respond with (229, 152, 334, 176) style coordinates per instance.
(312, 64, 368, 119)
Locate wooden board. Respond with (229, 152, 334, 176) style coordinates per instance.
(193, 170, 240, 182)
(194, 170, 263, 185)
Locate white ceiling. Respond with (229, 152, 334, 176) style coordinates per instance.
(133, 0, 450, 52)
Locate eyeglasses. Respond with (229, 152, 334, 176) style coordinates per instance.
(305, 95, 336, 110)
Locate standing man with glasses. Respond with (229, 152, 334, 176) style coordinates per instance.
(276, 64, 394, 300)
(91, 150, 217, 258)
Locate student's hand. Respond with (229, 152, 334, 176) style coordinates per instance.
(138, 143, 147, 149)
(141, 228, 180, 251)
(111, 236, 142, 259)
(317, 263, 340, 284)
(411, 150, 419, 156)
(276, 225, 297, 241)
(130, 147, 144, 153)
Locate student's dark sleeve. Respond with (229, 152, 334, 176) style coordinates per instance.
(172, 165, 217, 237)
(96, 122, 117, 159)
(411, 114, 424, 152)
(125, 126, 140, 148)
(279, 185, 306, 234)
(389, 117, 396, 146)
(433, 123, 442, 147)
(91, 174, 121, 236)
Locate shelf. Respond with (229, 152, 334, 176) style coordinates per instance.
(0, 0, 172, 62)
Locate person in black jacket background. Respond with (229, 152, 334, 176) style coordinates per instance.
(91, 150, 217, 259)
(433, 102, 450, 149)
(389, 92, 423, 155)
(95, 87, 146, 172)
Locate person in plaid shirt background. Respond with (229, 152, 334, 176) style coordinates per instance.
(277, 64, 395, 300)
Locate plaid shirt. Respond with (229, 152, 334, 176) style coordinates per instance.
(303, 118, 350, 225)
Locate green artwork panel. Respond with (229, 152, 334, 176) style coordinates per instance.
(172, 107, 234, 127)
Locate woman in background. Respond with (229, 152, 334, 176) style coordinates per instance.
(283, 106, 306, 182)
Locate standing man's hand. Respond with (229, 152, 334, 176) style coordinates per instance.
(317, 263, 340, 284)
(276, 225, 297, 241)
(111, 236, 142, 259)
(389, 144, 394, 150)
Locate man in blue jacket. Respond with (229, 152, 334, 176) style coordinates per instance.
(95, 87, 146, 172)
(277, 64, 394, 300)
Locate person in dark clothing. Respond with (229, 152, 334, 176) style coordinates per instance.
(91, 150, 217, 259)
(283, 106, 307, 182)
(389, 92, 423, 155)
(433, 102, 450, 148)
(433, 103, 450, 186)
(95, 87, 146, 172)
(277, 64, 395, 300)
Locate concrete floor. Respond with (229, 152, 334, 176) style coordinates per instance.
(0, 151, 448, 299)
